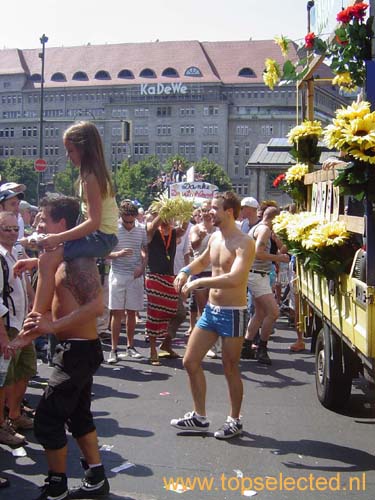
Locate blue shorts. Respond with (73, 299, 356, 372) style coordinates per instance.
(196, 303, 247, 338)
(64, 231, 118, 261)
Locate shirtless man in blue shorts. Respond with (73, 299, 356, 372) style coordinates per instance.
(171, 192, 255, 439)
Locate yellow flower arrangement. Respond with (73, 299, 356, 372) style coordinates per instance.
(331, 72, 356, 92)
(274, 35, 290, 57)
(287, 120, 323, 145)
(262, 59, 281, 90)
(284, 212, 320, 242)
(285, 163, 309, 184)
(302, 221, 350, 250)
(150, 194, 194, 223)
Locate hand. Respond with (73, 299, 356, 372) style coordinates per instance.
(279, 254, 290, 263)
(133, 265, 144, 279)
(174, 272, 188, 293)
(23, 312, 54, 336)
(13, 258, 38, 278)
(198, 228, 208, 239)
(40, 234, 63, 252)
(180, 280, 198, 300)
(118, 248, 133, 257)
(322, 158, 348, 170)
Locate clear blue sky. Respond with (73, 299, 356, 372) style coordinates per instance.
(3, 0, 311, 49)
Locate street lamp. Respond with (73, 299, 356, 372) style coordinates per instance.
(37, 34, 48, 203)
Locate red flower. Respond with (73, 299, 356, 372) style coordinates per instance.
(305, 32, 315, 49)
(273, 174, 286, 188)
(335, 34, 348, 46)
(349, 2, 368, 21)
(336, 8, 351, 23)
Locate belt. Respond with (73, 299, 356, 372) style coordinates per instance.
(250, 270, 270, 276)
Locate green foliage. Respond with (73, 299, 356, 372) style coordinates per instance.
(0, 157, 39, 204)
(194, 158, 232, 191)
(115, 155, 161, 207)
(54, 162, 79, 196)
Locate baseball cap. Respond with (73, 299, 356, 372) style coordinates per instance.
(0, 182, 26, 192)
(19, 200, 38, 212)
(241, 197, 259, 209)
(0, 190, 24, 204)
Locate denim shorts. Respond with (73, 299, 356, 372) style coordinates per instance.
(64, 231, 118, 261)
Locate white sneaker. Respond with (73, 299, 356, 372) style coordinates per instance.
(206, 345, 218, 359)
(107, 350, 118, 364)
(127, 347, 142, 359)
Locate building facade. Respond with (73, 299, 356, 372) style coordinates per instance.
(0, 39, 346, 196)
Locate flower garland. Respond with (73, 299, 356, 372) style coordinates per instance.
(263, 2, 373, 92)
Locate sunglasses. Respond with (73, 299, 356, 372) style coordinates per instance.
(0, 225, 19, 232)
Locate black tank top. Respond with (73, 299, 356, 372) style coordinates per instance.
(148, 228, 177, 275)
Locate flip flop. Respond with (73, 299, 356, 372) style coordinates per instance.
(158, 350, 181, 359)
(149, 355, 161, 366)
(289, 342, 305, 352)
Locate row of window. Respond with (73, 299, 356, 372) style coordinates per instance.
(27, 66, 257, 84)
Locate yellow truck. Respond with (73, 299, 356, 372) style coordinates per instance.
(298, 168, 375, 409)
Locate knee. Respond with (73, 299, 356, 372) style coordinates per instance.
(222, 359, 239, 378)
(34, 406, 67, 450)
(183, 355, 200, 374)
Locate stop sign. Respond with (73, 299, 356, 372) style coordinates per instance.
(34, 158, 47, 172)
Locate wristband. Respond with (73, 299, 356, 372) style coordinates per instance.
(180, 266, 191, 276)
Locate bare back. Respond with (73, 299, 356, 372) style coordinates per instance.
(52, 257, 102, 340)
(208, 228, 253, 307)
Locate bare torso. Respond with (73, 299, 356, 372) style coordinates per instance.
(208, 230, 251, 307)
(52, 258, 102, 341)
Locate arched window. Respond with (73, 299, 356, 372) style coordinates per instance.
(95, 70, 111, 80)
(184, 66, 202, 77)
(118, 69, 134, 79)
(238, 67, 256, 77)
(139, 68, 156, 78)
(162, 67, 179, 77)
(30, 73, 42, 82)
(51, 72, 67, 82)
(72, 71, 89, 81)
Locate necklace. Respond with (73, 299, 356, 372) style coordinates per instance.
(159, 227, 172, 261)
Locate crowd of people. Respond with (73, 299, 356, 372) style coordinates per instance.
(0, 121, 301, 498)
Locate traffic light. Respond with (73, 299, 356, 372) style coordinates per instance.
(121, 120, 131, 143)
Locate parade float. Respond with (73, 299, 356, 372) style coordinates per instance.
(269, 1, 375, 409)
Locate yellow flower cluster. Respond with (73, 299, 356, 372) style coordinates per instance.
(331, 72, 357, 92)
(150, 195, 194, 223)
(285, 163, 309, 184)
(324, 100, 375, 165)
(274, 35, 290, 57)
(263, 59, 281, 90)
(303, 221, 350, 250)
(287, 120, 323, 144)
(273, 211, 350, 250)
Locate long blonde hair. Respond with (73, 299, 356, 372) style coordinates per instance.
(63, 121, 114, 198)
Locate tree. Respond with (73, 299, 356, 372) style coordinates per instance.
(195, 158, 232, 191)
(54, 162, 79, 196)
(115, 155, 162, 207)
(0, 158, 39, 204)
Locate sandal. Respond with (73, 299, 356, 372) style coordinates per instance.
(289, 341, 305, 352)
(0, 476, 9, 489)
(149, 354, 161, 366)
(158, 350, 181, 359)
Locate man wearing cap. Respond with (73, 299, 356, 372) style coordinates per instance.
(240, 197, 259, 234)
(0, 183, 27, 239)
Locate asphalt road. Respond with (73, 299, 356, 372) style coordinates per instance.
(1, 315, 375, 500)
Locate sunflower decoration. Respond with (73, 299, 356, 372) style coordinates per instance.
(274, 35, 290, 57)
(287, 120, 323, 164)
(323, 100, 375, 200)
(150, 195, 194, 224)
(303, 221, 349, 250)
(331, 72, 357, 92)
(262, 59, 281, 90)
(273, 163, 309, 206)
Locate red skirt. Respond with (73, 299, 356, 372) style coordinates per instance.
(145, 273, 179, 337)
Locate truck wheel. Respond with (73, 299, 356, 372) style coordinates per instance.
(315, 328, 352, 409)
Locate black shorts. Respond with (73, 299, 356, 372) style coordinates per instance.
(34, 339, 103, 450)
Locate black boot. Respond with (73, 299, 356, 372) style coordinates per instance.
(35, 472, 68, 500)
(241, 339, 256, 359)
(257, 340, 272, 365)
(69, 464, 110, 499)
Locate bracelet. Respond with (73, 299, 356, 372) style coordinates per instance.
(180, 266, 191, 276)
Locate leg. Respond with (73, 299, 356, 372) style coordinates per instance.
(125, 309, 136, 348)
(110, 310, 123, 351)
(76, 429, 101, 465)
(33, 247, 64, 314)
(6, 378, 28, 419)
(221, 337, 244, 419)
(256, 294, 279, 341)
(45, 446, 68, 474)
(183, 327, 218, 416)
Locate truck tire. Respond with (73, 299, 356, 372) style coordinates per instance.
(315, 328, 352, 409)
